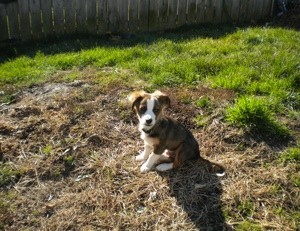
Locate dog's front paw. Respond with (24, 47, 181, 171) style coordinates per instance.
(140, 163, 151, 173)
(135, 153, 145, 161)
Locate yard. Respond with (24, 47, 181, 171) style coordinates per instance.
(0, 25, 299, 230)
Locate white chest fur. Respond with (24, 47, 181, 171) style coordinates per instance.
(141, 131, 158, 146)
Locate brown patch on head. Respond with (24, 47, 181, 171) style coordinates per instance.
(128, 90, 148, 112)
(128, 90, 170, 117)
(152, 90, 171, 109)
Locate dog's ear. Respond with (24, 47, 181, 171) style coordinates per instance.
(128, 90, 146, 112)
(154, 91, 170, 108)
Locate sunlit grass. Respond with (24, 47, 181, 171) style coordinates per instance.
(0, 26, 299, 125)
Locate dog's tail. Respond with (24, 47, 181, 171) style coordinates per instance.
(199, 157, 226, 177)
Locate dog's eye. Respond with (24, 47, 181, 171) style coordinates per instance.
(140, 106, 147, 113)
(153, 108, 160, 113)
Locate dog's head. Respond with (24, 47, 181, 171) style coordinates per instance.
(128, 90, 170, 132)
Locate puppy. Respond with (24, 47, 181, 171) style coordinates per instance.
(129, 90, 202, 173)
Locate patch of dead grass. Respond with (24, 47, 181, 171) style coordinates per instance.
(0, 71, 299, 230)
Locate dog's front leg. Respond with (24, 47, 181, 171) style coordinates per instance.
(136, 144, 152, 161)
(140, 153, 161, 173)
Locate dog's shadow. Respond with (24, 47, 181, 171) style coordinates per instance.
(158, 159, 231, 230)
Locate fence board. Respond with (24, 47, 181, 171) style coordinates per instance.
(119, 0, 128, 32)
(138, 0, 148, 31)
(187, 0, 197, 25)
(167, 0, 177, 29)
(76, 0, 87, 33)
(98, 0, 108, 33)
(128, 0, 138, 32)
(6, 1, 19, 39)
(0, 4, 9, 41)
(221, 0, 231, 22)
(246, 0, 253, 21)
(41, 0, 53, 38)
(18, 0, 32, 41)
(177, 0, 187, 27)
(52, 0, 64, 35)
(230, 0, 240, 21)
(213, 0, 223, 23)
(64, 0, 76, 34)
(196, 0, 205, 23)
(86, 0, 97, 34)
(238, 0, 248, 22)
(29, 0, 42, 40)
(262, 0, 272, 19)
(158, 0, 168, 30)
(107, 0, 119, 32)
(204, 0, 214, 23)
(148, 0, 158, 31)
(255, 0, 263, 21)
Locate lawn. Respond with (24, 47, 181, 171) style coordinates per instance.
(0, 25, 299, 230)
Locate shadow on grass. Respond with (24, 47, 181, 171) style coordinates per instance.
(0, 23, 238, 64)
(247, 127, 292, 149)
(158, 160, 232, 230)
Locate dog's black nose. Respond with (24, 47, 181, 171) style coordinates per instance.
(146, 119, 152, 124)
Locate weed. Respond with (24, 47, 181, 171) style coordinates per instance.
(280, 147, 300, 163)
(237, 200, 254, 218)
(0, 163, 21, 187)
(236, 220, 261, 231)
(193, 115, 209, 127)
(0, 191, 15, 229)
(291, 177, 300, 188)
(64, 156, 75, 167)
(226, 96, 289, 138)
(42, 145, 52, 156)
(196, 96, 212, 108)
(275, 208, 300, 230)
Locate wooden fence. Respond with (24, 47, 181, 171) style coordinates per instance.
(0, 0, 274, 43)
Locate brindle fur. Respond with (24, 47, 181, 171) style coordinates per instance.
(129, 90, 200, 169)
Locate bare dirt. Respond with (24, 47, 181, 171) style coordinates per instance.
(0, 75, 299, 230)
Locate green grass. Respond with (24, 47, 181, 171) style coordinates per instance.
(0, 191, 16, 229)
(1, 26, 299, 138)
(236, 220, 262, 231)
(226, 96, 289, 137)
(280, 147, 300, 163)
(196, 96, 212, 108)
(0, 163, 21, 187)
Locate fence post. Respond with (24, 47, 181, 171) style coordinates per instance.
(148, 0, 159, 31)
(64, 0, 76, 35)
(97, 0, 108, 34)
(138, 0, 149, 32)
(18, 0, 31, 41)
(0, 4, 9, 41)
(29, 0, 43, 40)
(52, 0, 64, 36)
(187, 0, 197, 25)
(128, 0, 138, 33)
(76, 0, 87, 34)
(41, 0, 54, 39)
(118, 0, 129, 32)
(177, 0, 187, 27)
(86, 0, 97, 34)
